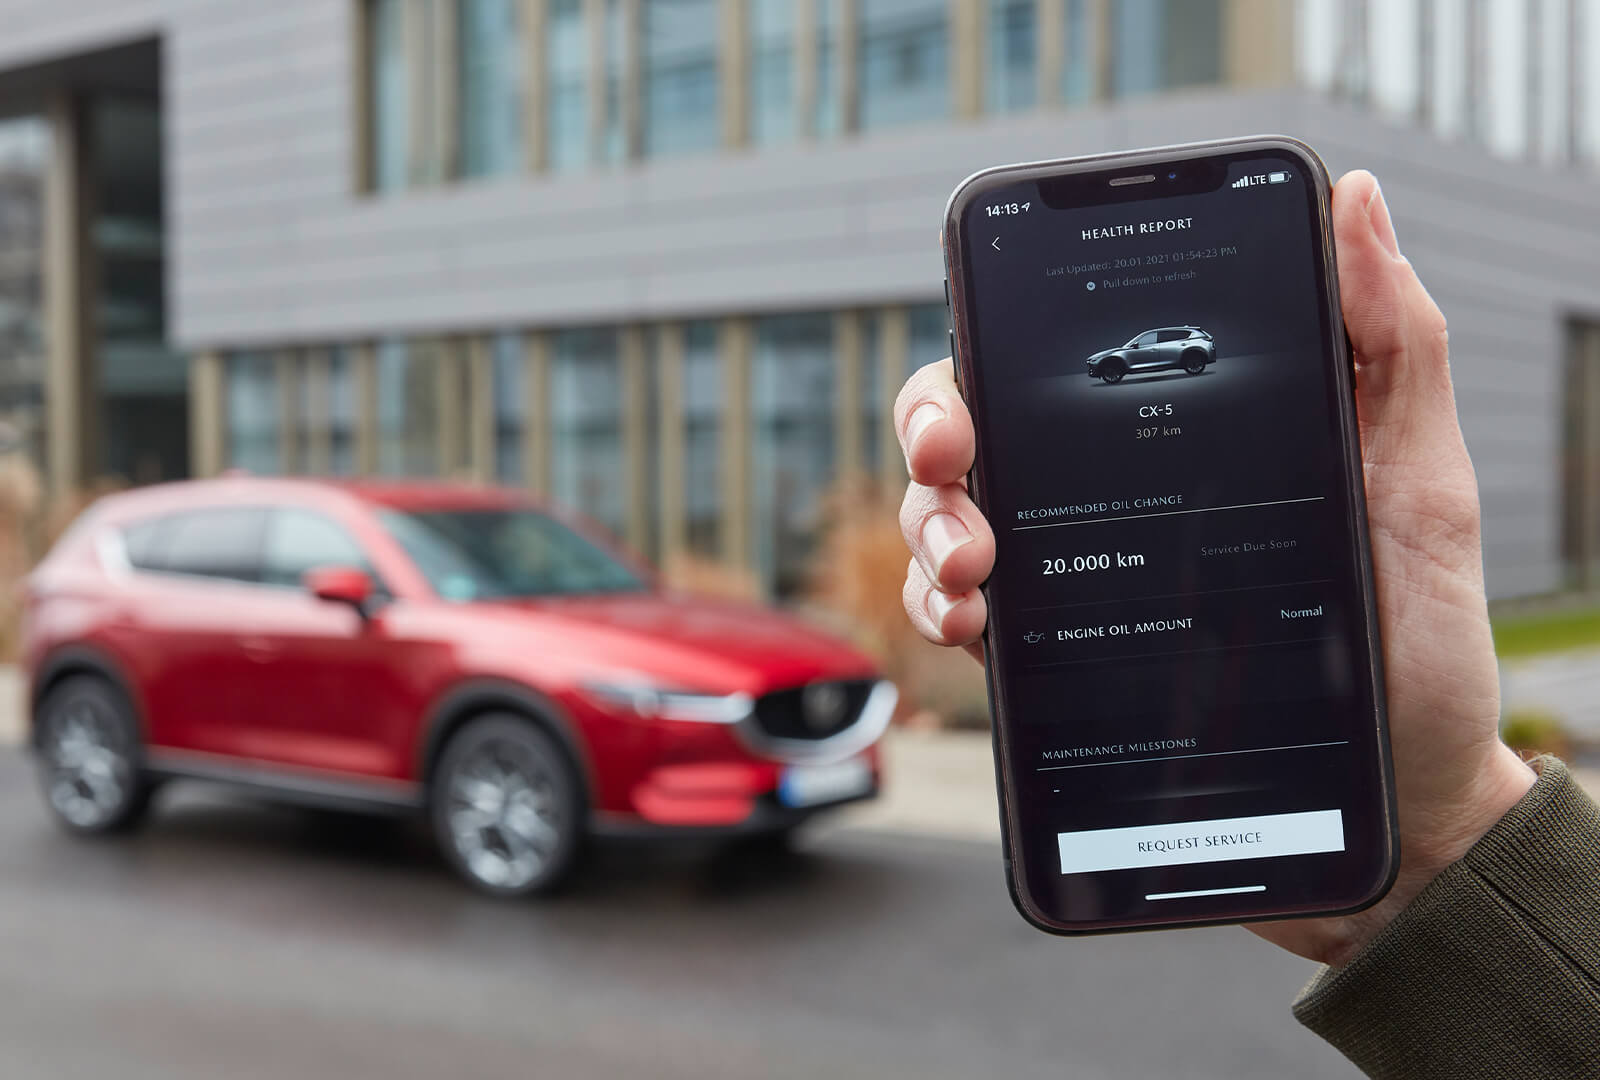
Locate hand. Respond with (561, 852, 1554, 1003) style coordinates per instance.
(893, 170, 1536, 968)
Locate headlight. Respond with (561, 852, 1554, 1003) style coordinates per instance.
(581, 681, 753, 724)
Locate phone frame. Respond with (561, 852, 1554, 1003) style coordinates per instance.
(941, 135, 1399, 934)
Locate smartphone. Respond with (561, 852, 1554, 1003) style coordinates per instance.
(941, 136, 1398, 934)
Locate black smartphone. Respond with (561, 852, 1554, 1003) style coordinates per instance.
(942, 136, 1398, 934)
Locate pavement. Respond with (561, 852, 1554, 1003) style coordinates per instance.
(1500, 647, 1600, 745)
(0, 658, 1594, 1078)
(0, 749, 1356, 1080)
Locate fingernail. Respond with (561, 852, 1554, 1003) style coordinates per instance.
(921, 513, 973, 582)
(906, 402, 946, 451)
(1366, 183, 1402, 260)
(926, 587, 964, 628)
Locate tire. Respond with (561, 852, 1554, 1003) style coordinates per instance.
(430, 714, 584, 897)
(1099, 357, 1126, 384)
(34, 674, 153, 835)
(1182, 349, 1208, 374)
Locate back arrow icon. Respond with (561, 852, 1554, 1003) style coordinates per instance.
(991, 237, 1001, 251)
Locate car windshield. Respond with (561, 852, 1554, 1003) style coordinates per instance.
(380, 508, 645, 601)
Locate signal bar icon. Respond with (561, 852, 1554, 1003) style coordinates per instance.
(1231, 176, 1250, 189)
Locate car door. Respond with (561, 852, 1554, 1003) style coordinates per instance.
(116, 506, 272, 761)
(230, 506, 422, 782)
(1156, 328, 1192, 365)
(1126, 330, 1161, 369)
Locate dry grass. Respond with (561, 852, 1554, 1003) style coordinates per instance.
(0, 466, 124, 662)
(659, 551, 765, 603)
(803, 476, 990, 729)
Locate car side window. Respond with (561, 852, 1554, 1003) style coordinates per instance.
(157, 508, 268, 582)
(261, 509, 381, 590)
(121, 516, 175, 571)
(1136, 331, 1159, 346)
(1157, 329, 1190, 343)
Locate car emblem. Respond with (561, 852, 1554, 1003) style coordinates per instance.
(801, 683, 849, 732)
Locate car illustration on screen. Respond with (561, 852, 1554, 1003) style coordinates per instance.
(1085, 326, 1216, 382)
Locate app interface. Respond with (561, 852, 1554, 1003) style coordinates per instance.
(959, 153, 1388, 923)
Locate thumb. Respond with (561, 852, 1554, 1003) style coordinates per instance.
(1331, 170, 1457, 459)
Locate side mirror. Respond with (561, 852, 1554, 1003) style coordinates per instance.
(304, 566, 373, 614)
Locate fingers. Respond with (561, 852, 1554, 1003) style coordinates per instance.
(902, 557, 988, 655)
(900, 478, 995, 594)
(893, 358, 975, 487)
(1331, 171, 1457, 444)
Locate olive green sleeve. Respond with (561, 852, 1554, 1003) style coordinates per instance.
(1292, 757, 1600, 1079)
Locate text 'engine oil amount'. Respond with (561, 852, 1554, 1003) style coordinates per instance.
(1042, 552, 1147, 575)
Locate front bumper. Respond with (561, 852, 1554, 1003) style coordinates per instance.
(591, 781, 880, 838)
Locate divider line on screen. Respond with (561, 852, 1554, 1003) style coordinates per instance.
(1013, 496, 1326, 531)
(1036, 740, 1350, 772)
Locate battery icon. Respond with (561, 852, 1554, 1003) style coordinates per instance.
(1268, 171, 1290, 184)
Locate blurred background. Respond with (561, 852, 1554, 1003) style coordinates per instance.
(0, 1, 1598, 1077)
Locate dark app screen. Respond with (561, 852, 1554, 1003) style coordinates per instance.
(957, 151, 1391, 927)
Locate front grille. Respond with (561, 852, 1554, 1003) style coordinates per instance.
(751, 679, 875, 741)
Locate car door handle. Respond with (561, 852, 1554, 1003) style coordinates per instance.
(237, 635, 280, 663)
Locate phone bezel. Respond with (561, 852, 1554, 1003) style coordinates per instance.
(941, 135, 1399, 935)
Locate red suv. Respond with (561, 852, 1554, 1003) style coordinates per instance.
(22, 478, 891, 895)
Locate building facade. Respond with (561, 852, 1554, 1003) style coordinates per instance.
(1, 0, 1599, 597)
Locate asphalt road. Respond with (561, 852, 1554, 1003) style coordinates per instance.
(0, 750, 1359, 1080)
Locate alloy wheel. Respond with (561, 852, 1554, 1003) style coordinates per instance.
(446, 737, 563, 891)
(43, 698, 132, 829)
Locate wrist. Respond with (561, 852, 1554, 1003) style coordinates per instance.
(1319, 744, 1537, 969)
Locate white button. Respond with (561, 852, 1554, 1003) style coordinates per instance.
(1057, 809, 1345, 875)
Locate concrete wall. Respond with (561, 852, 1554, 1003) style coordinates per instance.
(1, 0, 1597, 597)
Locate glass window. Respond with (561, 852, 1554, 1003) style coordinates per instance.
(907, 304, 947, 379)
(602, 0, 627, 163)
(750, 0, 795, 144)
(1062, 0, 1094, 104)
(122, 516, 174, 571)
(492, 332, 525, 484)
(752, 313, 834, 595)
(94, 97, 184, 485)
(550, 328, 625, 537)
(459, 0, 525, 177)
(328, 347, 357, 475)
(381, 508, 643, 600)
(986, 0, 1037, 111)
(262, 509, 371, 588)
(157, 508, 268, 582)
(0, 115, 50, 475)
(547, 0, 588, 171)
(1111, 0, 1222, 98)
(643, 0, 720, 156)
(376, 339, 440, 476)
(682, 322, 721, 556)
(815, 0, 844, 135)
(226, 351, 281, 474)
(369, 0, 409, 190)
(858, 0, 949, 131)
(859, 311, 884, 478)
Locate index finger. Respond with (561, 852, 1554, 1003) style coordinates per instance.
(893, 358, 975, 487)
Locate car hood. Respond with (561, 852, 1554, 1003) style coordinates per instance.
(1087, 346, 1121, 361)
(467, 591, 880, 695)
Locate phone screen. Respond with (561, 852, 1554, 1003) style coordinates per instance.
(952, 145, 1394, 930)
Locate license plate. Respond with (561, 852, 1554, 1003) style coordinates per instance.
(778, 757, 874, 808)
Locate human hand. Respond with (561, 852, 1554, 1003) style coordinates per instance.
(893, 169, 1536, 967)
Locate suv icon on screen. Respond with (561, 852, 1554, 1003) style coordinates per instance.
(1086, 327, 1216, 383)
